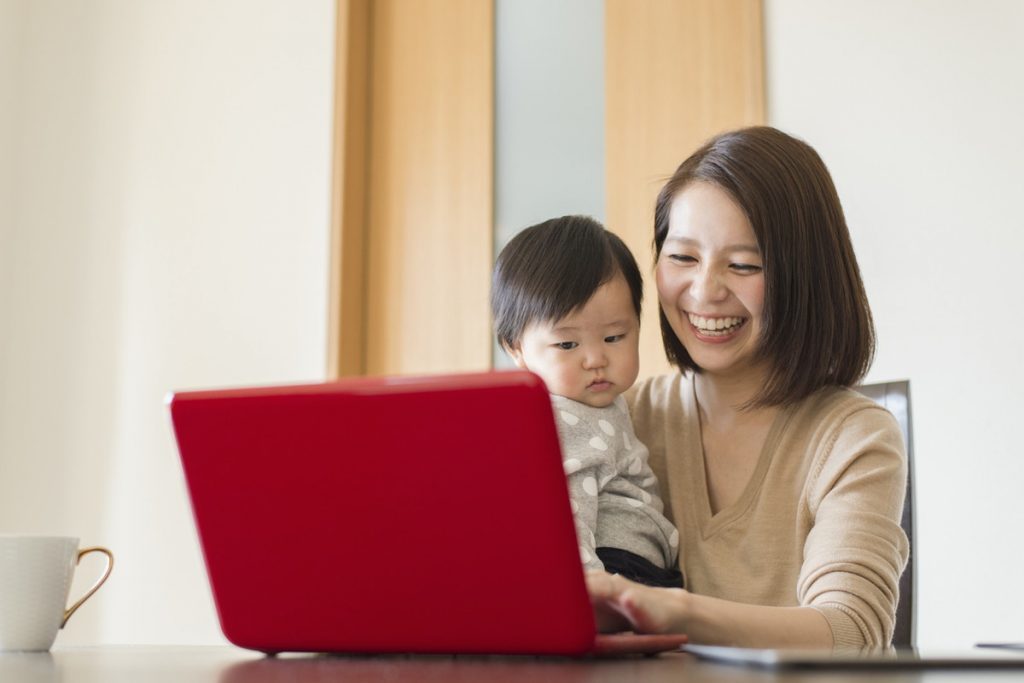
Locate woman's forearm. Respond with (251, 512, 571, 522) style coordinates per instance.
(593, 572, 835, 649)
(680, 592, 833, 648)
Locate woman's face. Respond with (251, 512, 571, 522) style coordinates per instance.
(656, 181, 766, 379)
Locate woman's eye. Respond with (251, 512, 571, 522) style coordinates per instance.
(731, 263, 763, 274)
(667, 254, 697, 264)
(554, 341, 578, 350)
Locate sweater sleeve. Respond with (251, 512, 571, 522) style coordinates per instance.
(799, 405, 910, 649)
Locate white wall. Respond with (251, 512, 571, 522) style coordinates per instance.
(0, 0, 334, 645)
(0, 0, 22, 372)
(766, 0, 1024, 647)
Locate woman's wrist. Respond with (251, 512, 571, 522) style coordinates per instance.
(668, 594, 834, 648)
(666, 587, 693, 633)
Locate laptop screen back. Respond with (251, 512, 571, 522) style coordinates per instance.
(169, 370, 595, 655)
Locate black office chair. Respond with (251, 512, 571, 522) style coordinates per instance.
(856, 380, 915, 648)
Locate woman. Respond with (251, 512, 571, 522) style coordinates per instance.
(587, 127, 909, 649)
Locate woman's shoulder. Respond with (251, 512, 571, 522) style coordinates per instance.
(792, 386, 906, 481)
(796, 386, 903, 438)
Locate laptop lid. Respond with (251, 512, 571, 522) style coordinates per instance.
(169, 370, 596, 655)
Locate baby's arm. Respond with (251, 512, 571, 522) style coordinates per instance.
(552, 397, 616, 571)
(594, 403, 679, 569)
(563, 450, 610, 571)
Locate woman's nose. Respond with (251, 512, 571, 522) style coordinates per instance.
(689, 267, 727, 303)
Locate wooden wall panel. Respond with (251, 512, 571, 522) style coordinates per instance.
(328, 0, 493, 378)
(365, 0, 493, 375)
(605, 0, 765, 379)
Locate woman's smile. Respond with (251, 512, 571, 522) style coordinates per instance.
(686, 312, 748, 341)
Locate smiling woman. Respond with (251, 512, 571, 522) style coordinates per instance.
(588, 127, 909, 650)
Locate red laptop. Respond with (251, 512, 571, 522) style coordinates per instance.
(168, 370, 685, 656)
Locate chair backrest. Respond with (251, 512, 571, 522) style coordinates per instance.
(855, 380, 915, 648)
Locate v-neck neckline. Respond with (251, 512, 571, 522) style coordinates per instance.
(685, 377, 793, 539)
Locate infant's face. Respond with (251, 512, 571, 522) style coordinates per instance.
(509, 275, 640, 408)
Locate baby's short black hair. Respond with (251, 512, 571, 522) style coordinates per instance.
(491, 215, 642, 350)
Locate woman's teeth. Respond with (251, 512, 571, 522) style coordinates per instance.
(687, 314, 744, 335)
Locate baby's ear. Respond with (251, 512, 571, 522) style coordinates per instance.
(504, 343, 528, 370)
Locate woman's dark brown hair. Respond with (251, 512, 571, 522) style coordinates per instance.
(654, 126, 874, 406)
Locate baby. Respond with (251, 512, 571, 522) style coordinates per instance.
(491, 215, 682, 588)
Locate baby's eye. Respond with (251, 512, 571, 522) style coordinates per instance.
(553, 341, 578, 350)
(604, 334, 626, 343)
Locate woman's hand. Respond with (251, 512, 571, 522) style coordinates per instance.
(588, 569, 836, 647)
(585, 570, 690, 634)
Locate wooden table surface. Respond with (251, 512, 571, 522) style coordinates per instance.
(2, 646, 1024, 683)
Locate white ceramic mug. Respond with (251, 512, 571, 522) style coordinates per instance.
(0, 535, 114, 651)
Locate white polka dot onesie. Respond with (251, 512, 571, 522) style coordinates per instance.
(551, 394, 679, 571)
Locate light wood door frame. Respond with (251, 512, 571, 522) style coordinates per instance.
(328, 0, 372, 378)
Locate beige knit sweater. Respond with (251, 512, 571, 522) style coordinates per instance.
(627, 373, 910, 649)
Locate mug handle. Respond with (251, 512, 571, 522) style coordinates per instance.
(61, 546, 115, 628)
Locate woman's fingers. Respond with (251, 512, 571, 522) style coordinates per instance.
(585, 570, 632, 632)
(585, 569, 617, 600)
(619, 584, 689, 634)
(586, 570, 689, 635)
